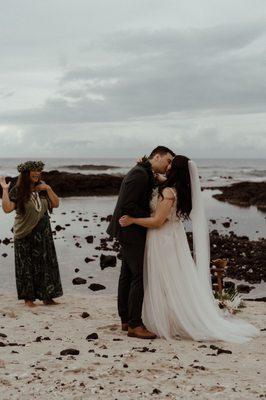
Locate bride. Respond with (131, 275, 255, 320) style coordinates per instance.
(119, 155, 259, 343)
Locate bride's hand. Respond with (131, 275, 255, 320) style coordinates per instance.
(119, 215, 134, 227)
(0, 176, 10, 190)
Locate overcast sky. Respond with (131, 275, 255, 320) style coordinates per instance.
(0, 0, 266, 158)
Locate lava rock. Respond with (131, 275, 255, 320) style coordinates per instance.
(88, 283, 106, 291)
(86, 333, 98, 341)
(237, 284, 255, 293)
(217, 348, 232, 355)
(212, 181, 266, 212)
(81, 312, 90, 319)
(60, 348, 80, 356)
(152, 388, 162, 395)
(84, 257, 95, 263)
(100, 254, 117, 270)
(85, 235, 94, 243)
(222, 222, 231, 228)
(55, 225, 65, 232)
(72, 277, 87, 285)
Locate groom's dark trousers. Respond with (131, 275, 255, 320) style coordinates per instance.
(107, 163, 154, 328)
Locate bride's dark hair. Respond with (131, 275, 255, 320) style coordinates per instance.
(158, 155, 192, 219)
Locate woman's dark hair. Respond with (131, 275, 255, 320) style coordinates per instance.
(159, 155, 192, 219)
(149, 146, 175, 159)
(15, 171, 33, 214)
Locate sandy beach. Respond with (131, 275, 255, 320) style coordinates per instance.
(0, 170, 265, 399)
(0, 293, 265, 400)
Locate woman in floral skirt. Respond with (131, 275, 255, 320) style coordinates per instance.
(0, 161, 63, 307)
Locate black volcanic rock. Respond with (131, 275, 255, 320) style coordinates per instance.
(222, 222, 231, 228)
(100, 255, 117, 270)
(81, 312, 90, 319)
(212, 181, 266, 212)
(60, 164, 120, 171)
(0, 171, 123, 198)
(84, 257, 95, 263)
(60, 348, 80, 356)
(217, 348, 232, 355)
(55, 225, 65, 232)
(187, 231, 265, 284)
(72, 277, 87, 285)
(88, 283, 106, 291)
(100, 215, 113, 222)
(86, 333, 98, 341)
(237, 284, 255, 293)
(42, 171, 123, 196)
(85, 235, 94, 244)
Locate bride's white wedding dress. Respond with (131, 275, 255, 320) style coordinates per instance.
(142, 186, 259, 343)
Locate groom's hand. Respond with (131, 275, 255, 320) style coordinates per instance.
(119, 215, 134, 227)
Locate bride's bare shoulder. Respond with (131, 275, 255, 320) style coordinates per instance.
(160, 187, 176, 201)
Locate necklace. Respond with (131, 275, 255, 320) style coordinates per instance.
(31, 192, 42, 213)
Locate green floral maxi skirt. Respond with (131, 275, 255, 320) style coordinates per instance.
(14, 212, 63, 301)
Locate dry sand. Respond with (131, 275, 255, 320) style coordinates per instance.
(0, 293, 265, 399)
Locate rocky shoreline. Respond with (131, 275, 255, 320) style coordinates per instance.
(1, 172, 265, 209)
(1, 217, 264, 288)
(101, 230, 266, 286)
(59, 164, 120, 171)
(211, 181, 266, 212)
(1, 171, 123, 197)
(208, 231, 265, 284)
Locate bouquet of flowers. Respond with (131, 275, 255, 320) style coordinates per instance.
(215, 289, 245, 314)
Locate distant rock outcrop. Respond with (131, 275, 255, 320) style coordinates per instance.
(1, 171, 123, 197)
(212, 181, 266, 212)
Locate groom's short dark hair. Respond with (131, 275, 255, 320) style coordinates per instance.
(149, 146, 175, 159)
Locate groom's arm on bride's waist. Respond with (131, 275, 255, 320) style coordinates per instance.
(121, 188, 175, 229)
(121, 168, 150, 218)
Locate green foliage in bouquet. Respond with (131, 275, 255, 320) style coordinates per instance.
(214, 287, 246, 314)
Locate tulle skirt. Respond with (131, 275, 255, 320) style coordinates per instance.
(142, 220, 259, 343)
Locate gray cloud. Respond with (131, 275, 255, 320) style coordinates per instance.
(1, 22, 266, 126)
(0, 0, 266, 157)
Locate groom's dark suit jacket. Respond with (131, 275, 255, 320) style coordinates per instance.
(107, 163, 154, 244)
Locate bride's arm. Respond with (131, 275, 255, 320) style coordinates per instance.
(120, 188, 175, 229)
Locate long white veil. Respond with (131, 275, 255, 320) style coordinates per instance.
(188, 160, 215, 299)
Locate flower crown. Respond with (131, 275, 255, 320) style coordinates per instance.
(17, 160, 45, 173)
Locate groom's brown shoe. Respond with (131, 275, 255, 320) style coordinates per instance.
(122, 323, 129, 332)
(127, 326, 157, 339)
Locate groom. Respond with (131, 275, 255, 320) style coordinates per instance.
(107, 146, 175, 339)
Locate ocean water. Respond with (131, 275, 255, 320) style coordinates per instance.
(0, 158, 265, 296)
(0, 157, 265, 188)
(0, 195, 265, 297)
